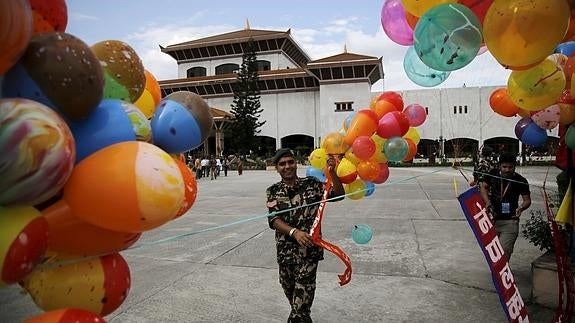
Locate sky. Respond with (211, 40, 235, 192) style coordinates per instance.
(65, 0, 510, 92)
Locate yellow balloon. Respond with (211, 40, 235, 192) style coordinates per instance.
(401, 0, 457, 17)
(345, 178, 366, 200)
(134, 89, 156, 119)
(309, 148, 328, 169)
(403, 127, 421, 145)
(508, 58, 566, 111)
(321, 132, 349, 155)
(344, 148, 362, 165)
(483, 0, 570, 68)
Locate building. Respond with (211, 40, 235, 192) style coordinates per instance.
(158, 23, 558, 161)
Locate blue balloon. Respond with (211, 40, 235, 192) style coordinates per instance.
(306, 167, 327, 183)
(554, 41, 575, 57)
(364, 181, 375, 197)
(2, 63, 55, 111)
(514, 117, 547, 147)
(151, 99, 205, 154)
(352, 224, 373, 245)
(403, 46, 450, 87)
(70, 99, 136, 163)
(344, 112, 357, 131)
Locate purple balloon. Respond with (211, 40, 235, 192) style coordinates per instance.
(403, 104, 427, 127)
(381, 0, 413, 46)
(515, 117, 547, 147)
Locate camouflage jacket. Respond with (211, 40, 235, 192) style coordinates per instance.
(266, 176, 325, 264)
(474, 157, 497, 182)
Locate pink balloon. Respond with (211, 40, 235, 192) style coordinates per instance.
(402, 103, 427, 127)
(352, 136, 376, 160)
(531, 104, 560, 130)
(377, 111, 410, 138)
(381, 0, 414, 46)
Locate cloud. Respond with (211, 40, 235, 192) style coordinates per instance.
(71, 13, 99, 21)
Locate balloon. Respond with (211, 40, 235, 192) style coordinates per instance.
(24, 308, 105, 323)
(483, 0, 570, 69)
(489, 88, 520, 117)
(414, 4, 482, 71)
(70, 99, 137, 163)
(344, 178, 366, 200)
(0, 0, 32, 75)
(364, 181, 376, 197)
(321, 132, 349, 155)
(134, 70, 162, 119)
(336, 158, 358, 184)
(151, 91, 214, 154)
(356, 160, 380, 182)
(377, 91, 404, 111)
(0, 99, 75, 206)
(507, 58, 566, 111)
(381, 0, 414, 46)
(403, 103, 427, 126)
(405, 11, 419, 30)
(22, 253, 130, 316)
(458, 0, 493, 24)
(566, 124, 575, 149)
(42, 202, 141, 258)
(403, 46, 450, 87)
(306, 167, 327, 183)
(63, 141, 185, 233)
(371, 98, 399, 119)
(173, 157, 198, 218)
(122, 101, 152, 142)
(344, 109, 379, 145)
(29, 0, 68, 34)
(2, 32, 104, 121)
(555, 41, 575, 57)
(344, 148, 362, 165)
(514, 117, 548, 147)
(352, 223, 373, 244)
(372, 163, 390, 184)
(401, 0, 457, 17)
(377, 111, 410, 139)
(559, 103, 575, 125)
(92, 40, 146, 103)
(383, 137, 409, 162)
(531, 104, 560, 130)
(0, 206, 48, 286)
(309, 148, 328, 169)
(403, 127, 421, 145)
(352, 136, 376, 160)
(403, 138, 418, 161)
(342, 112, 356, 131)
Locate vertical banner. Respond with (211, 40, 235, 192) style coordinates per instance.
(458, 187, 529, 323)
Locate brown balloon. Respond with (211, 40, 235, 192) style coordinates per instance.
(19, 32, 104, 121)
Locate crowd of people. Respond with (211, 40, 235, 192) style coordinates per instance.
(187, 155, 244, 180)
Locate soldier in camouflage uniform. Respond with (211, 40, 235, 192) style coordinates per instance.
(470, 146, 497, 186)
(266, 148, 344, 323)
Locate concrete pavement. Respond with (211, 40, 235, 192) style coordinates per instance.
(0, 165, 562, 322)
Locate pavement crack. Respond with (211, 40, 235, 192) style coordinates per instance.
(410, 219, 430, 278)
(206, 229, 267, 264)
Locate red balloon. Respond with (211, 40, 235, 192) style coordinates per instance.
(377, 91, 404, 111)
(352, 136, 376, 160)
(28, 0, 68, 34)
(372, 163, 390, 184)
(459, 0, 493, 24)
(377, 111, 410, 138)
(24, 308, 105, 323)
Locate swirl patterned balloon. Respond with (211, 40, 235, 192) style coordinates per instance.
(0, 99, 75, 206)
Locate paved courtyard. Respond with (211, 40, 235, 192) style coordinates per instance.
(0, 165, 563, 322)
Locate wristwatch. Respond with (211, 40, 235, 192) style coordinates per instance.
(289, 227, 297, 237)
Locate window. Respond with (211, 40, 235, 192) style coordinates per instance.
(453, 105, 469, 114)
(335, 102, 354, 112)
(255, 60, 271, 71)
(187, 67, 206, 78)
(464, 105, 468, 113)
(459, 106, 462, 114)
(215, 63, 239, 75)
(425, 107, 429, 115)
(453, 106, 457, 114)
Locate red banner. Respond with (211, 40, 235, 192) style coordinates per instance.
(458, 187, 529, 323)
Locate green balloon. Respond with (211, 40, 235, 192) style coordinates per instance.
(566, 125, 575, 150)
(103, 72, 131, 102)
(414, 3, 482, 71)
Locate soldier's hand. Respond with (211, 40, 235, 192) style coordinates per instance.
(294, 229, 314, 248)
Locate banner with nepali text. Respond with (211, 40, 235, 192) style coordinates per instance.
(458, 187, 529, 323)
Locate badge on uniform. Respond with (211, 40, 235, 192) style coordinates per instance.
(501, 202, 510, 214)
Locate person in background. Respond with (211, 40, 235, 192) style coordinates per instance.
(222, 157, 228, 177)
(237, 155, 243, 176)
(479, 152, 531, 261)
(266, 148, 344, 322)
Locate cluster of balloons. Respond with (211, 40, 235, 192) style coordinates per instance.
(0, 0, 212, 320)
(308, 91, 427, 202)
(382, 0, 575, 148)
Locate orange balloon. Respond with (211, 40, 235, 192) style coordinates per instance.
(145, 70, 162, 105)
(42, 202, 141, 258)
(559, 103, 575, 125)
(563, 9, 575, 42)
(344, 109, 379, 145)
(356, 160, 380, 182)
(489, 88, 520, 117)
(173, 158, 198, 218)
(63, 142, 185, 233)
(0, 0, 33, 74)
(24, 308, 105, 323)
(371, 99, 398, 119)
(403, 138, 418, 161)
(517, 108, 531, 118)
(405, 11, 419, 30)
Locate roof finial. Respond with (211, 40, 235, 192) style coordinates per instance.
(245, 19, 250, 30)
(344, 44, 347, 53)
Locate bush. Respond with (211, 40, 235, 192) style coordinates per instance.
(522, 209, 555, 252)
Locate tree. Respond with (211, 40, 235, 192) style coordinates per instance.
(225, 38, 265, 154)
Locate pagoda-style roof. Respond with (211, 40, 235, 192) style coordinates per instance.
(160, 28, 311, 67)
(306, 51, 383, 85)
(210, 107, 232, 119)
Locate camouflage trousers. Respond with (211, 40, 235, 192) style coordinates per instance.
(279, 261, 319, 323)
